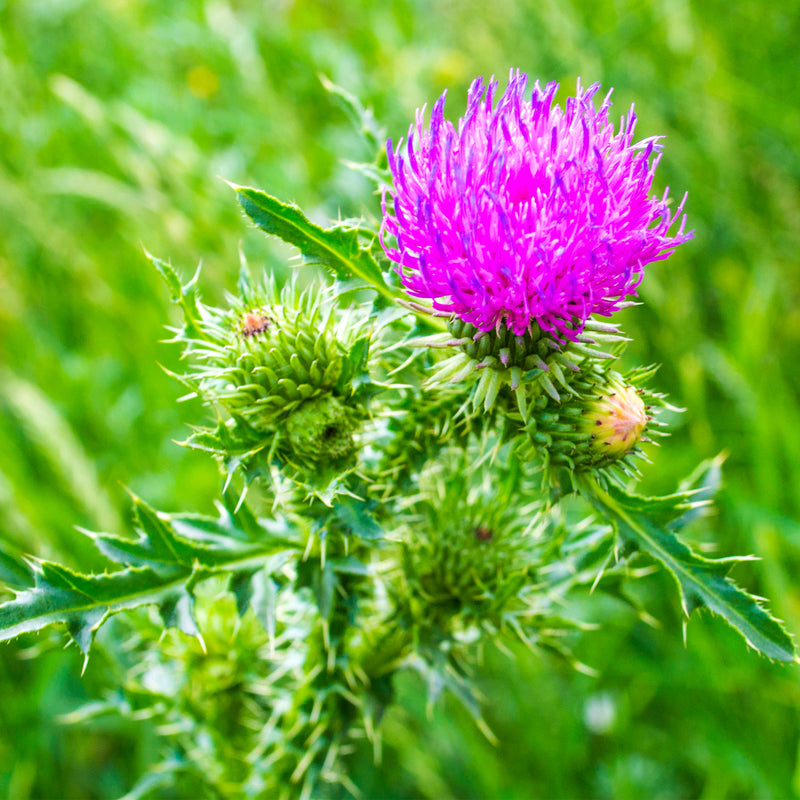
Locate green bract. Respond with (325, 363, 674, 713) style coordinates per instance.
(423, 317, 629, 416)
(396, 447, 539, 629)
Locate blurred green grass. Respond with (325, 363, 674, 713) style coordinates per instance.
(1, 0, 800, 797)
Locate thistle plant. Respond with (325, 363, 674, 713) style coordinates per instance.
(0, 71, 794, 798)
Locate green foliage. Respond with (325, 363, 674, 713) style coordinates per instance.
(234, 184, 392, 298)
(580, 476, 796, 663)
(0, 493, 299, 655)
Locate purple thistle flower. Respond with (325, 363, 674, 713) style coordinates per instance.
(380, 70, 692, 340)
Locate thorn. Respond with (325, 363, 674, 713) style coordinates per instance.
(591, 551, 613, 593)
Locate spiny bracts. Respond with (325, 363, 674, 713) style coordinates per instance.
(394, 447, 539, 628)
(160, 266, 375, 485)
(423, 316, 629, 417)
(513, 362, 670, 483)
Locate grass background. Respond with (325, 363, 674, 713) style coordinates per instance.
(1, 0, 799, 797)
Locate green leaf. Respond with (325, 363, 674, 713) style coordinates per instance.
(314, 561, 337, 620)
(158, 589, 201, 639)
(84, 492, 300, 572)
(670, 453, 725, 530)
(334, 498, 383, 541)
(0, 541, 33, 589)
(338, 335, 370, 391)
(0, 495, 299, 651)
(233, 183, 391, 295)
(230, 558, 285, 641)
(330, 556, 370, 576)
(318, 75, 392, 193)
(580, 475, 796, 662)
(0, 560, 189, 652)
(249, 567, 279, 641)
(147, 252, 204, 339)
(408, 652, 498, 745)
(319, 74, 385, 156)
(117, 756, 189, 800)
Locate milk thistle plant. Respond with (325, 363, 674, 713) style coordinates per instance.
(0, 71, 794, 798)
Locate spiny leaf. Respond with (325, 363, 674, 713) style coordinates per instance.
(0, 541, 34, 590)
(319, 75, 392, 193)
(0, 495, 299, 651)
(319, 74, 385, 156)
(337, 335, 370, 391)
(330, 556, 370, 576)
(0, 561, 189, 652)
(131, 494, 198, 566)
(580, 475, 795, 662)
(232, 183, 392, 297)
(147, 252, 204, 339)
(334, 498, 383, 541)
(408, 652, 498, 745)
(670, 453, 725, 530)
(86, 492, 301, 570)
(158, 590, 201, 639)
(249, 567, 279, 641)
(230, 555, 287, 639)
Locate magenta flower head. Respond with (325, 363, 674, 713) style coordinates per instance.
(380, 70, 692, 341)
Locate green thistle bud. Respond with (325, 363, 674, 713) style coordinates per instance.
(423, 317, 629, 417)
(162, 266, 374, 483)
(580, 381, 648, 459)
(285, 394, 358, 462)
(515, 362, 666, 480)
(187, 279, 349, 428)
(396, 448, 537, 627)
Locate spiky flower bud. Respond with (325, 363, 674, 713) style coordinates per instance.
(514, 363, 665, 480)
(192, 281, 349, 427)
(285, 394, 358, 462)
(165, 270, 373, 483)
(396, 448, 537, 627)
(580, 381, 647, 459)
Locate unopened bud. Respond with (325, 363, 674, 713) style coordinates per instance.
(398, 452, 535, 624)
(517, 365, 662, 478)
(581, 383, 647, 458)
(167, 273, 372, 482)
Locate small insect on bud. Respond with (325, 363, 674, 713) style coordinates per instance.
(581, 383, 648, 458)
(240, 311, 271, 338)
(165, 272, 373, 485)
